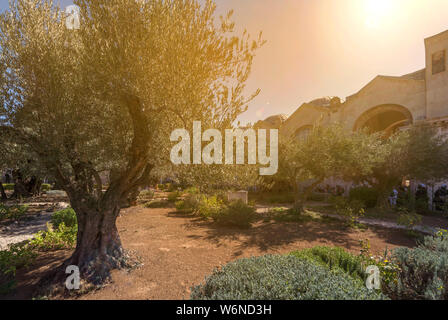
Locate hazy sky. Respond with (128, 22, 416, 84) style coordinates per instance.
(2, 0, 448, 124)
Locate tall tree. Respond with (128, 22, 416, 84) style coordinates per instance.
(0, 0, 263, 284)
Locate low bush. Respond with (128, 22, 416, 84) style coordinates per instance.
(211, 200, 256, 229)
(51, 208, 77, 228)
(191, 255, 387, 300)
(2, 184, 14, 191)
(0, 243, 37, 295)
(290, 246, 366, 283)
(40, 184, 52, 192)
(138, 190, 154, 201)
(29, 223, 77, 251)
(396, 211, 423, 231)
(0, 204, 28, 221)
(184, 187, 200, 195)
(386, 230, 448, 300)
(349, 187, 379, 208)
(167, 191, 182, 203)
(195, 195, 223, 219)
(331, 196, 365, 226)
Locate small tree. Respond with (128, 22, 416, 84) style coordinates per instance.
(0, 0, 263, 284)
(278, 125, 387, 209)
(371, 125, 448, 208)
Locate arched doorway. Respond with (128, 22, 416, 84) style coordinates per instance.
(353, 104, 413, 136)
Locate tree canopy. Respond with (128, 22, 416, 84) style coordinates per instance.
(0, 0, 263, 283)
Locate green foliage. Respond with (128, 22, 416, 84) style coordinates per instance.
(396, 211, 423, 230)
(51, 208, 77, 228)
(373, 125, 448, 207)
(0, 203, 29, 221)
(386, 231, 448, 300)
(2, 183, 14, 191)
(358, 239, 400, 288)
(211, 200, 256, 229)
(29, 223, 77, 251)
(289, 246, 366, 283)
(0, 243, 37, 295)
(197, 195, 224, 219)
(167, 191, 182, 203)
(331, 196, 366, 226)
(349, 187, 379, 208)
(276, 125, 387, 201)
(138, 190, 154, 201)
(191, 255, 387, 300)
(40, 184, 52, 192)
(184, 187, 200, 195)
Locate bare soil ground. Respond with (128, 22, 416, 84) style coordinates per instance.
(4, 204, 417, 300)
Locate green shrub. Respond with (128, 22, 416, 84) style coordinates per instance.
(191, 255, 387, 300)
(0, 243, 37, 295)
(29, 223, 77, 251)
(349, 187, 379, 208)
(0, 204, 28, 221)
(2, 184, 14, 191)
(174, 200, 195, 214)
(138, 190, 154, 201)
(331, 196, 365, 226)
(51, 208, 77, 228)
(185, 187, 200, 195)
(290, 246, 366, 283)
(197, 195, 224, 219)
(167, 191, 182, 203)
(40, 184, 52, 192)
(386, 230, 448, 300)
(396, 211, 423, 231)
(211, 200, 256, 229)
(144, 200, 170, 208)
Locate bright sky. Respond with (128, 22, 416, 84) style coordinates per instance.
(2, 0, 448, 124)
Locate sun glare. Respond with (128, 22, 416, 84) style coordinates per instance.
(364, 0, 393, 29)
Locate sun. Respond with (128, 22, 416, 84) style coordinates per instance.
(364, 0, 393, 29)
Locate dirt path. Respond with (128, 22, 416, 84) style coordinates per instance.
(4, 204, 417, 300)
(76, 206, 415, 300)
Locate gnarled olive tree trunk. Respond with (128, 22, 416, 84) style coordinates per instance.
(41, 95, 152, 287)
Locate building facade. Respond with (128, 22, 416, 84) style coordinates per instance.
(258, 29, 448, 204)
(278, 29, 448, 140)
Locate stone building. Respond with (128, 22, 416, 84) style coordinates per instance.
(259, 29, 448, 204)
(279, 29, 448, 140)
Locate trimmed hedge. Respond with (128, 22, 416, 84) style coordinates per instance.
(191, 255, 387, 300)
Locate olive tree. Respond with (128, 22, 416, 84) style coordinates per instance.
(0, 0, 263, 283)
(277, 125, 387, 208)
(370, 125, 448, 208)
